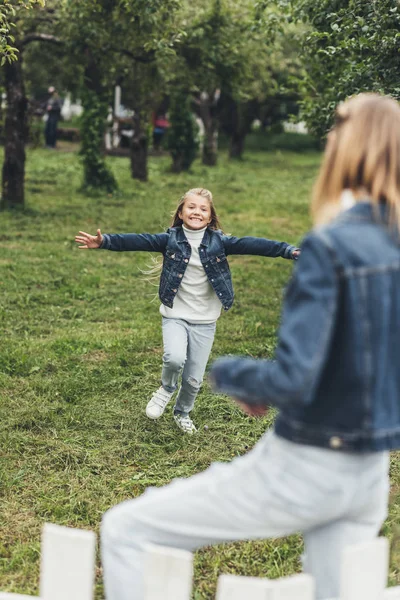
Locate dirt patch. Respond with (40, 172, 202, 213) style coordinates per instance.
(82, 350, 108, 363)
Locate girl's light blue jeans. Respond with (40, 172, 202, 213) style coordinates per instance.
(101, 432, 389, 600)
(160, 317, 216, 416)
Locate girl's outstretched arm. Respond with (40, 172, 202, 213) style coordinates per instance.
(75, 230, 169, 253)
(75, 229, 103, 249)
(222, 234, 300, 260)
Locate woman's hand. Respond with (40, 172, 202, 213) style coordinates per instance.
(234, 399, 269, 417)
(75, 229, 103, 249)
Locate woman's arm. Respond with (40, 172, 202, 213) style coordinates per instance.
(222, 234, 299, 259)
(210, 233, 338, 410)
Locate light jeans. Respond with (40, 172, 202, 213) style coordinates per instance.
(160, 317, 216, 416)
(101, 432, 390, 600)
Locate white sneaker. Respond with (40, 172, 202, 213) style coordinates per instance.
(173, 414, 197, 434)
(146, 387, 173, 420)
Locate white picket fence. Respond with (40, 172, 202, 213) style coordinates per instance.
(1, 524, 400, 600)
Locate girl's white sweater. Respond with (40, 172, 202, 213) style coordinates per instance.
(159, 225, 221, 324)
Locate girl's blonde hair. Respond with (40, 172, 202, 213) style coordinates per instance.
(171, 188, 221, 230)
(312, 93, 400, 228)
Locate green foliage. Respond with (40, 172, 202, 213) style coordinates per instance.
(175, 0, 303, 105)
(23, 39, 84, 100)
(80, 89, 117, 193)
(219, 130, 320, 152)
(60, 0, 184, 186)
(0, 0, 45, 63)
(293, 0, 400, 138)
(167, 90, 199, 172)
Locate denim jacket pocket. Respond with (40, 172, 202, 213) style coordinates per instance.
(212, 253, 229, 269)
(164, 249, 181, 261)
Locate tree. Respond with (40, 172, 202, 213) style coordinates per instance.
(167, 89, 199, 172)
(293, 0, 400, 138)
(60, 0, 118, 193)
(1, 1, 62, 210)
(172, 0, 301, 162)
(219, 4, 304, 159)
(176, 0, 245, 166)
(61, 0, 183, 186)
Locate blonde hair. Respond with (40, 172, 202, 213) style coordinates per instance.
(171, 188, 221, 230)
(312, 93, 400, 228)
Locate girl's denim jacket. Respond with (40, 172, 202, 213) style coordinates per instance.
(211, 202, 400, 452)
(100, 226, 297, 310)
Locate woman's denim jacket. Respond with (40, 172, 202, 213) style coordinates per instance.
(100, 226, 297, 310)
(211, 202, 400, 452)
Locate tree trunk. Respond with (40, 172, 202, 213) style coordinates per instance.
(202, 123, 218, 166)
(219, 95, 258, 161)
(196, 92, 219, 167)
(130, 115, 148, 181)
(229, 132, 246, 159)
(1, 58, 27, 210)
(171, 154, 183, 173)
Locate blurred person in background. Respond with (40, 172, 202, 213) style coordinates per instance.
(152, 111, 169, 152)
(45, 86, 62, 148)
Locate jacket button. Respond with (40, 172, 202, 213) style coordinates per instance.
(211, 278, 214, 282)
(178, 274, 183, 278)
(184, 259, 188, 263)
(219, 293, 222, 296)
(172, 289, 177, 293)
(329, 436, 342, 449)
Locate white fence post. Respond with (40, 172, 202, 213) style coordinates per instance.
(2, 529, 400, 600)
(272, 573, 314, 600)
(384, 588, 400, 599)
(40, 523, 96, 600)
(216, 574, 275, 600)
(143, 544, 193, 600)
(216, 572, 314, 600)
(340, 537, 389, 600)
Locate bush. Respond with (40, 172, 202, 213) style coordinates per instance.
(166, 91, 199, 172)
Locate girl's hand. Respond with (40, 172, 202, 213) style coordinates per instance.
(292, 249, 301, 260)
(75, 229, 103, 249)
(234, 399, 269, 418)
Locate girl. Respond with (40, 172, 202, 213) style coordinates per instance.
(101, 94, 400, 600)
(75, 188, 299, 434)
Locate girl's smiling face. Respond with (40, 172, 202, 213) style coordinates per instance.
(178, 194, 212, 230)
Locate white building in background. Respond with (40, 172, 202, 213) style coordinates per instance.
(283, 120, 308, 134)
(61, 93, 83, 121)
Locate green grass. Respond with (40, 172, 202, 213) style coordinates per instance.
(218, 130, 321, 153)
(1, 146, 399, 597)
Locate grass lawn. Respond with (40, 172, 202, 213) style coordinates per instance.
(1, 142, 399, 597)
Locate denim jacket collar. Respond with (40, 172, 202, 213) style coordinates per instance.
(335, 201, 400, 244)
(336, 200, 388, 224)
